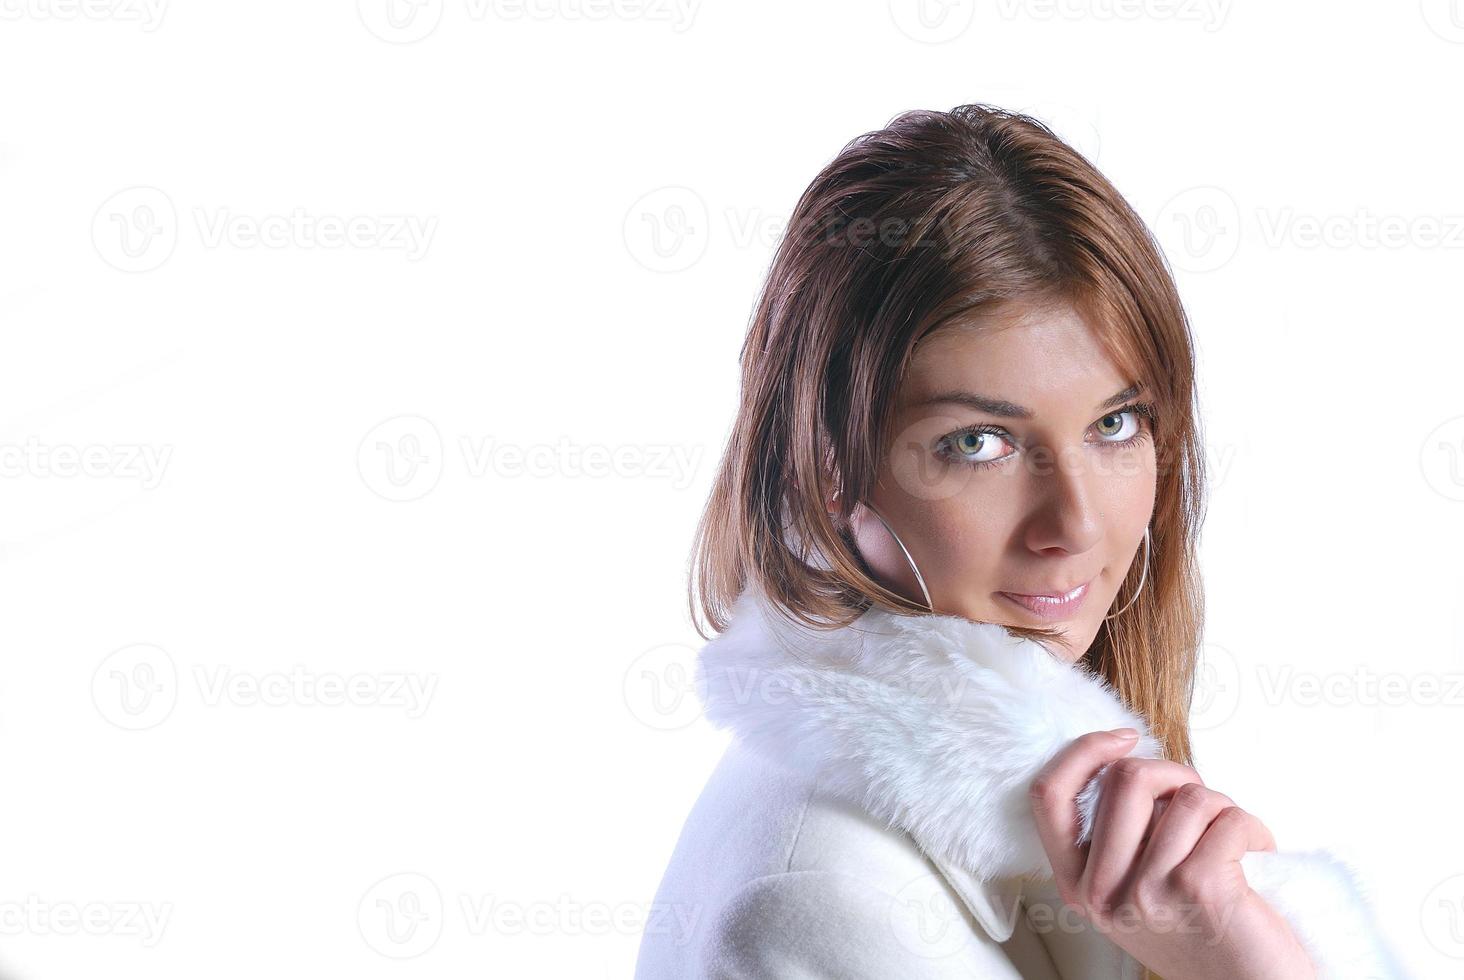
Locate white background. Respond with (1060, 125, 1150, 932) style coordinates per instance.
(1, 0, 1461, 977)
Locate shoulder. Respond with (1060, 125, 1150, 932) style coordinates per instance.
(692, 741, 941, 888)
(643, 745, 1029, 978)
(699, 868, 981, 979)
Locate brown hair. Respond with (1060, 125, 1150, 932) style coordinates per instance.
(688, 104, 1205, 768)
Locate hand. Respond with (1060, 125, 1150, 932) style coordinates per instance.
(1027, 729, 1316, 980)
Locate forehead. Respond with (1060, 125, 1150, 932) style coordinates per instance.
(902, 300, 1134, 411)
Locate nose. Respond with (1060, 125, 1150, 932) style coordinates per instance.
(1021, 451, 1104, 556)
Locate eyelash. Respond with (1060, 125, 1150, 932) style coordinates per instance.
(936, 401, 1157, 471)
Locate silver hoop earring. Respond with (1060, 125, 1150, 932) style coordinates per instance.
(859, 500, 935, 613)
(1104, 525, 1151, 621)
(854, 498, 1149, 622)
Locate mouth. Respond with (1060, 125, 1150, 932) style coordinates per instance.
(995, 578, 1093, 621)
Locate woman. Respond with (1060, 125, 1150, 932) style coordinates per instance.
(635, 106, 1403, 978)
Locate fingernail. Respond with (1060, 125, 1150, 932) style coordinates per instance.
(1109, 727, 1139, 740)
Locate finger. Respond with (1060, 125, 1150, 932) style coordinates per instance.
(1080, 759, 1207, 910)
(1183, 806, 1277, 874)
(1080, 757, 1206, 847)
(1028, 730, 1142, 889)
(1131, 782, 1236, 879)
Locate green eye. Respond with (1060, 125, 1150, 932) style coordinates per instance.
(940, 428, 1016, 467)
(938, 402, 1154, 471)
(1094, 409, 1142, 442)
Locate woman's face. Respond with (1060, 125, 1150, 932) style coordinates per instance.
(848, 297, 1157, 663)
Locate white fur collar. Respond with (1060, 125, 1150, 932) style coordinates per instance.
(695, 586, 1407, 979)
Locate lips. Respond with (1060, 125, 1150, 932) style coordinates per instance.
(996, 579, 1092, 620)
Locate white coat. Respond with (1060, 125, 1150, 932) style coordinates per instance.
(635, 586, 1407, 979)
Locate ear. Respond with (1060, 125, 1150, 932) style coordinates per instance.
(789, 470, 842, 514)
(818, 445, 842, 515)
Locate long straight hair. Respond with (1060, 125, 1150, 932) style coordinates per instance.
(689, 105, 1206, 769)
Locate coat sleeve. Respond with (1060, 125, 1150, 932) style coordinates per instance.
(696, 868, 1027, 979)
(1240, 849, 1409, 979)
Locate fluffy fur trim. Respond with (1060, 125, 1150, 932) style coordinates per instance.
(695, 586, 1407, 979)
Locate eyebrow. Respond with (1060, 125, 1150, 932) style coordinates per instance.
(911, 383, 1143, 419)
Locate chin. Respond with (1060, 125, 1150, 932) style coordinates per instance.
(1069, 625, 1100, 662)
(1047, 631, 1086, 665)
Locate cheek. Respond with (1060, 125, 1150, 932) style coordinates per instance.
(1095, 443, 1157, 527)
(901, 484, 1022, 583)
